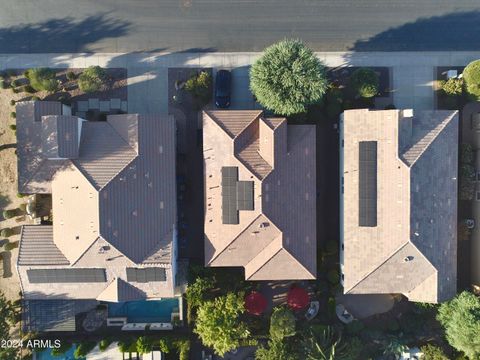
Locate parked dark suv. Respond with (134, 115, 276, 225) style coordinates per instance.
(215, 70, 231, 108)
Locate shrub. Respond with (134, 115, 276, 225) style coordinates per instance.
(19, 203, 27, 212)
(463, 60, 480, 98)
(345, 320, 364, 335)
(74, 341, 96, 359)
(0, 228, 13, 238)
(9, 124, 16, 131)
(98, 338, 112, 352)
(9, 99, 15, 106)
(461, 143, 474, 164)
(185, 71, 212, 106)
(158, 337, 172, 353)
(250, 39, 328, 115)
(327, 269, 340, 284)
(437, 291, 480, 359)
(16, 193, 25, 198)
(5, 241, 18, 250)
(350, 68, 380, 98)
(10, 112, 15, 119)
(174, 339, 191, 360)
(2, 210, 15, 219)
(23, 85, 36, 94)
(136, 336, 153, 354)
(460, 164, 475, 182)
(11, 79, 19, 88)
(420, 344, 449, 360)
(66, 71, 77, 81)
(442, 77, 464, 96)
(51, 341, 71, 356)
(28, 68, 58, 92)
(30, 95, 40, 101)
(78, 66, 107, 93)
(118, 339, 136, 353)
(270, 307, 296, 340)
(23, 70, 30, 78)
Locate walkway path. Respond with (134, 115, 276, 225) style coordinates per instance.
(2, 51, 480, 113)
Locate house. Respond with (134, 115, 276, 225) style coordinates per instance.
(15, 101, 179, 329)
(340, 109, 458, 303)
(203, 110, 316, 280)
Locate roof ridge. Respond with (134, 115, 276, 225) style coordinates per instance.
(233, 111, 263, 140)
(245, 237, 283, 279)
(401, 112, 456, 167)
(345, 241, 411, 294)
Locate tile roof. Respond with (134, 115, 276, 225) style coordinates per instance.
(16, 101, 65, 193)
(42, 116, 80, 159)
(203, 110, 316, 280)
(16, 103, 177, 301)
(340, 109, 458, 303)
(97, 278, 146, 302)
(18, 226, 69, 266)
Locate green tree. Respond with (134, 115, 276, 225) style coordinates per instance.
(301, 326, 354, 360)
(350, 68, 379, 98)
(0, 292, 16, 339)
(185, 276, 215, 324)
(158, 336, 172, 353)
(136, 336, 153, 354)
(194, 292, 249, 356)
(255, 339, 297, 360)
(185, 71, 212, 107)
(269, 307, 296, 340)
(420, 344, 449, 360)
(442, 78, 464, 96)
(463, 60, 480, 98)
(250, 39, 328, 116)
(78, 66, 107, 93)
(173, 339, 191, 360)
(27, 68, 58, 92)
(437, 291, 480, 359)
(74, 341, 96, 359)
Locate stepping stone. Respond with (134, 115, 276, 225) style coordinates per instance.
(77, 101, 89, 112)
(99, 101, 110, 112)
(75, 111, 86, 119)
(121, 101, 128, 112)
(88, 98, 100, 109)
(110, 98, 121, 109)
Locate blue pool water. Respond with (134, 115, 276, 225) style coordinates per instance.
(107, 298, 179, 323)
(36, 345, 84, 360)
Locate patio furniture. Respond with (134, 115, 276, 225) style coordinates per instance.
(245, 291, 267, 315)
(287, 285, 310, 310)
(149, 322, 173, 330)
(121, 323, 148, 331)
(335, 304, 354, 324)
(305, 301, 320, 320)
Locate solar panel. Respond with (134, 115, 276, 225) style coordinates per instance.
(358, 141, 377, 227)
(126, 268, 166, 282)
(27, 268, 107, 283)
(222, 167, 240, 224)
(237, 181, 254, 210)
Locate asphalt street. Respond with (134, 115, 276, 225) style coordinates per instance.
(0, 0, 479, 53)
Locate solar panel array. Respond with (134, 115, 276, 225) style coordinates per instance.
(237, 181, 254, 210)
(27, 268, 107, 283)
(222, 167, 240, 224)
(126, 267, 166, 282)
(358, 141, 378, 227)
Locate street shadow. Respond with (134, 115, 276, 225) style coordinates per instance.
(351, 11, 480, 51)
(0, 14, 131, 53)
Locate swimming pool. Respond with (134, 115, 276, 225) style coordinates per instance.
(107, 298, 179, 323)
(35, 345, 84, 360)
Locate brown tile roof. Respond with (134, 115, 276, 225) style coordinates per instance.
(96, 278, 146, 302)
(18, 226, 69, 266)
(203, 110, 316, 280)
(42, 116, 80, 159)
(340, 109, 458, 303)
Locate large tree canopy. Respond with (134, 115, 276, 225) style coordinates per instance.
(463, 60, 480, 99)
(250, 39, 328, 116)
(194, 292, 249, 356)
(437, 291, 480, 359)
(256, 339, 297, 360)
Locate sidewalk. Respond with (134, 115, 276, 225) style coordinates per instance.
(2, 51, 480, 113)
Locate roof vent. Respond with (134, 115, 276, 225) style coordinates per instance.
(404, 256, 414, 262)
(259, 222, 270, 229)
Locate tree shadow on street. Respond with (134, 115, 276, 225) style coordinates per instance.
(0, 14, 131, 53)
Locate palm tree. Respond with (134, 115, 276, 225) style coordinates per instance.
(301, 326, 352, 360)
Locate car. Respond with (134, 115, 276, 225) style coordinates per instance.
(215, 70, 231, 108)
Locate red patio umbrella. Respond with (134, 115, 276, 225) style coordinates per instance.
(287, 285, 310, 310)
(245, 291, 267, 315)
